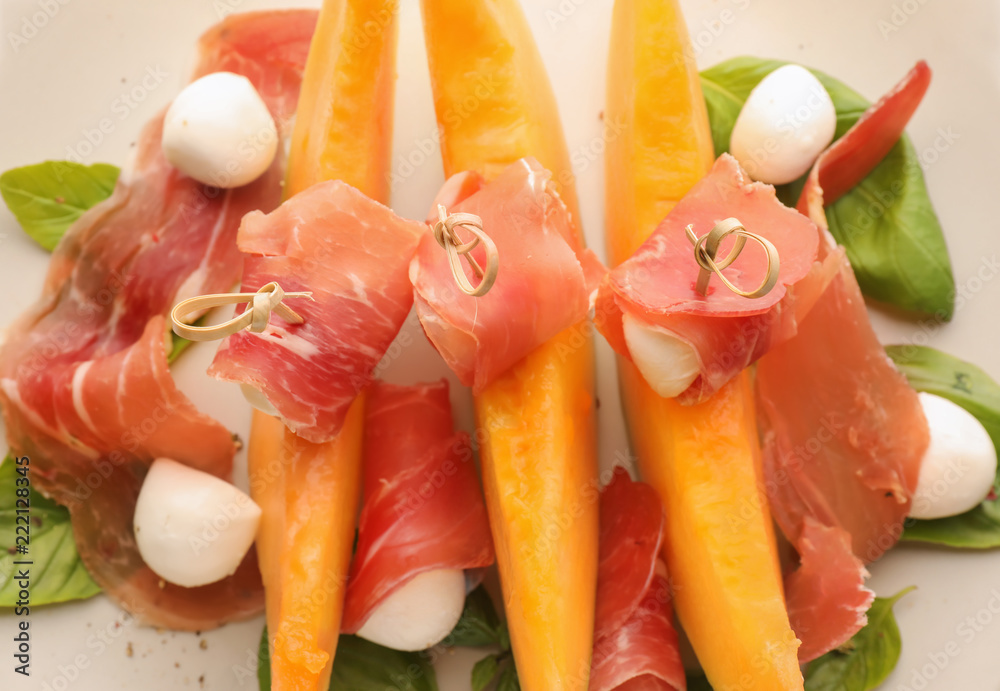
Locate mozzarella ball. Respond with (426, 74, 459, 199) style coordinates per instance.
(622, 313, 701, 399)
(730, 64, 837, 185)
(161, 72, 277, 188)
(910, 393, 997, 520)
(356, 569, 467, 651)
(133, 458, 261, 588)
(241, 383, 279, 417)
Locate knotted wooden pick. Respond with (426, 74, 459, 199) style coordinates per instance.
(432, 204, 499, 297)
(685, 217, 780, 299)
(170, 282, 313, 342)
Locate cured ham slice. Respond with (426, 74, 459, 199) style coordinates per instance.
(409, 157, 605, 392)
(758, 59, 933, 564)
(757, 60, 932, 660)
(589, 468, 684, 691)
(208, 180, 425, 444)
(785, 519, 873, 663)
(595, 154, 823, 404)
(756, 256, 928, 562)
(0, 10, 317, 629)
(798, 61, 932, 225)
(341, 380, 494, 632)
(4, 317, 265, 628)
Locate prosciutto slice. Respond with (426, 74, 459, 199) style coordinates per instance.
(785, 519, 873, 663)
(590, 468, 684, 691)
(758, 58, 933, 565)
(798, 61, 931, 222)
(0, 10, 317, 629)
(757, 255, 928, 562)
(341, 380, 494, 632)
(758, 60, 932, 660)
(595, 154, 824, 404)
(410, 158, 605, 392)
(208, 181, 426, 443)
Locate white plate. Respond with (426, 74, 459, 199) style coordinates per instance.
(2, 1, 999, 689)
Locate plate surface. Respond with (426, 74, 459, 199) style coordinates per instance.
(2, 0, 999, 689)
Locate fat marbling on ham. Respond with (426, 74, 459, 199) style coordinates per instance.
(341, 380, 494, 633)
(208, 180, 425, 444)
(0, 10, 318, 629)
(589, 468, 684, 691)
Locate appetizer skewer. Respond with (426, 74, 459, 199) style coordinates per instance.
(421, 1, 600, 688)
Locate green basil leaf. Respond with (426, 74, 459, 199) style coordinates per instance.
(497, 620, 511, 652)
(257, 626, 271, 691)
(825, 138, 953, 319)
(886, 345, 1000, 547)
(442, 585, 502, 648)
(686, 673, 714, 690)
(257, 627, 438, 691)
(0, 455, 101, 606)
(168, 335, 194, 364)
(700, 58, 954, 318)
(331, 635, 437, 691)
(471, 654, 500, 691)
(804, 588, 913, 691)
(496, 660, 521, 691)
(166, 317, 205, 365)
(901, 501, 1000, 549)
(0, 161, 119, 251)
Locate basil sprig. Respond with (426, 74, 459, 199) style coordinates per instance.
(804, 588, 914, 691)
(701, 57, 955, 319)
(447, 586, 519, 690)
(0, 455, 101, 606)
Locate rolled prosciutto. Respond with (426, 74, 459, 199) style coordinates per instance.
(590, 468, 684, 691)
(595, 154, 825, 404)
(410, 157, 605, 392)
(208, 180, 426, 444)
(341, 380, 495, 649)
